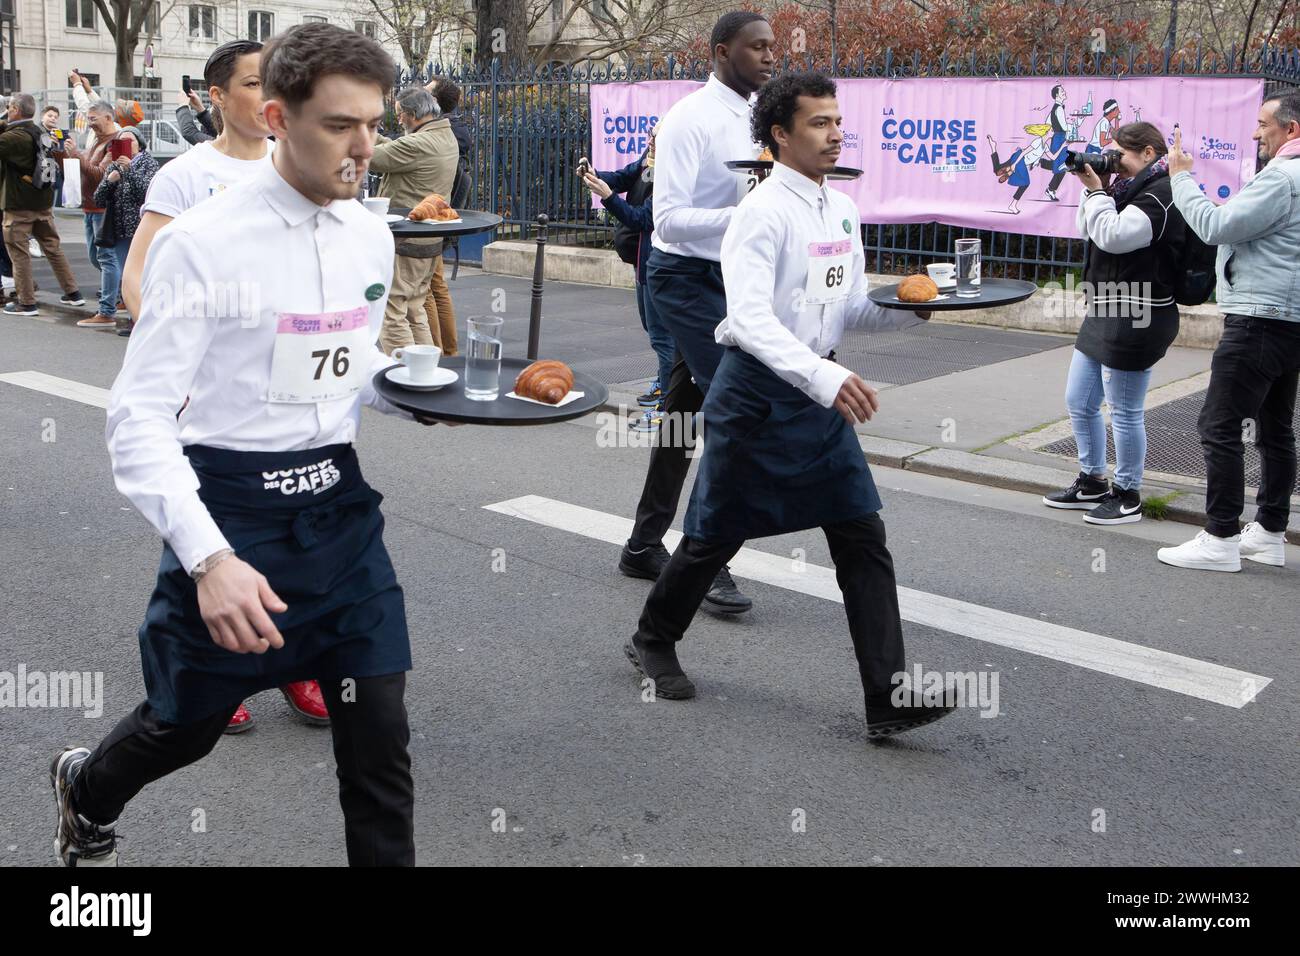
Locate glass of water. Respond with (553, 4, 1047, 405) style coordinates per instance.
(954, 238, 982, 298)
(464, 315, 504, 401)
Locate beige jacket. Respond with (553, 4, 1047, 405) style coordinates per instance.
(372, 117, 458, 255)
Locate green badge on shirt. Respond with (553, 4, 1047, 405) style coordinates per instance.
(842, 219, 852, 234)
(365, 283, 385, 301)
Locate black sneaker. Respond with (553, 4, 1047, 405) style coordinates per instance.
(866, 687, 957, 739)
(702, 564, 752, 615)
(115, 316, 134, 337)
(60, 291, 86, 307)
(1083, 486, 1143, 525)
(636, 379, 662, 407)
(619, 540, 671, 580)
(3, 301, 38, 316)
(624, 637, 696, 699)
(1042, 471, 1109, 510)
(49, 747, 119, 866)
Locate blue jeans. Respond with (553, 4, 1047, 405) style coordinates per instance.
(114, 237, 134, 317)
(1065, 348, 1153, 491)
(83, 213, 121, 315)
(636, 280, 675, 392)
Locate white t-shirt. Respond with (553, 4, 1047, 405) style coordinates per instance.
(142, 140, 275, 218)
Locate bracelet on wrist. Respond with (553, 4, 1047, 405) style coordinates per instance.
(190, 548, 235, 582)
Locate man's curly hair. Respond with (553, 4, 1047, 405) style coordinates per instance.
(751, 71, 837, 159)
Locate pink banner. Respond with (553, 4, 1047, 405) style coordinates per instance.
(589, 76, 1264, 237)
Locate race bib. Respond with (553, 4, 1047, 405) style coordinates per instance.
(804, 239, 853, 306)
(268, 306, 371, 404)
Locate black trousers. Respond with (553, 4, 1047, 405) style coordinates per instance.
(1199, 315, 1300, 537)
(73, 673, 414, 866)
(634, 513, 906, 706)
(629, 250, 727, 548)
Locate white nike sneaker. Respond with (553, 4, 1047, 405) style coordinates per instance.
(1239, 522, 1286, 567)
(1157, 531, 1242, 572)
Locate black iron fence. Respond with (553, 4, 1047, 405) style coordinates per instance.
(402, 43, 1300, 281)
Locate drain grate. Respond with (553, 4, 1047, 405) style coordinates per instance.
(1039, 389, 1300, 494)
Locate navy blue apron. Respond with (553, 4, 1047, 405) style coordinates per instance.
(683, 348, 883, 542)
(138, 443, 411, 724)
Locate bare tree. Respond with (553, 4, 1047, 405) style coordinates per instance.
(531, 0, 733, 65)
(475, 0, 530, 65)
(91, 0, 185, 88)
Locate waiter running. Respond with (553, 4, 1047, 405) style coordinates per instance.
(50, 23, 425, 866)
(616, 10, 774, 615)
(624, 71, 957, 739)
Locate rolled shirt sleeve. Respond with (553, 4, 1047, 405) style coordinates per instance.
(106, 228, 230, 574)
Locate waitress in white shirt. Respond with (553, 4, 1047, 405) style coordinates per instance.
(49, 25, 427, 867)
(618, 10, 774, 616)
(624, 72, 956, 740)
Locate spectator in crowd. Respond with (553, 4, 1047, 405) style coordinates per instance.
(64, 99, 138, 330)
(1043, 122, 1185, 526)
(92, 133, 159, 336)
(371, 85, 458, 355)
(176, 88, 218, 145)
(581, 125, 675, 432)
(0, 94, 85, 317)
(42, 106, 65, 208)
(428, 76, 471, 158)
(1159, 91, 1300, 572)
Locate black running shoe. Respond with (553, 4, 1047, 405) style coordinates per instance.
(50, 747, 119, 867)
(1083, 486, 1143, 525)
(866, 688, 957, 739)
(619, 540, 670, 580)
(636, 379, 662, 407)
(3, 301, 38, 316)
(624, 637, 696, 699)
(702, 564, 751, 615)
(60, 291, 86, 307)
(1042, 471, 1110, 510)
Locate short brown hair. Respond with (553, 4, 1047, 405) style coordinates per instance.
(1112, 121, 1168, 158)
(430, 77, 461, 115)
(262, 22, 394, 110)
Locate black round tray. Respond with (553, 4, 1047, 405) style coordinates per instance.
(868, 277, 1038, 311)
(374, 356, 609, 425)
(387, 208, 502, 237)
(725, 159, 863, 180)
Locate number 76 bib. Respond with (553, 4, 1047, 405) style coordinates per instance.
(268, 306, 371, 404)
(804, 239, 853, 306)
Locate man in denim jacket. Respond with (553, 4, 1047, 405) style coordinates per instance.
(1159, 91, 1300, 572)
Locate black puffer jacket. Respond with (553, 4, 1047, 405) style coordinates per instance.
(1075, 164, 1185, 371)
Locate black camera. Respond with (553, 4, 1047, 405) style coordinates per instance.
(1064, 149, 1119, 175)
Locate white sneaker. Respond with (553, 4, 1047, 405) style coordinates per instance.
(28, 237, 43, 258)
(1157, 530, 1242, 572)
(1239, 522, 1286, 567)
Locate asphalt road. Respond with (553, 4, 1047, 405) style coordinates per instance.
(1, 311, 1296, 866)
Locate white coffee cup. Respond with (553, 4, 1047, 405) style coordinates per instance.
(392, 344, 441, 382)
(926, 262, 956, 287)
(363, 197, 391, 217)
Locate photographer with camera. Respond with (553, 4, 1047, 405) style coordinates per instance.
(1042, 122, 1185, 525)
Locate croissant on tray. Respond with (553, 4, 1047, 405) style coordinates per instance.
(515, 360, 574, 404)
(409, 193, 459, 221)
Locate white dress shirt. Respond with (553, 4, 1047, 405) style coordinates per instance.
(717, 161, 917, 408)
(649, 73, 761, 261)
(106, 160, 406, 575)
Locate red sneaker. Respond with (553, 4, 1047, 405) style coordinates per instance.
(223, 702, 255, 735)
(281, 681, 330, 725)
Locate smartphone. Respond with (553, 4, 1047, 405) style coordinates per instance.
(182, 75, 192, 95)
(109, 139, 132, 161)
(576, 155, 591, 177)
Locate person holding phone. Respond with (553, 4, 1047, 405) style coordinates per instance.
(176, 81, 217, 145)
(93, 132, 159, 336)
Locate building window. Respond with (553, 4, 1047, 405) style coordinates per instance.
(354, 20, 376, 39)
(189, 4, 216, 40)
(248, 10, 274, 42)
(65, 0, 96, 30)
(304, 15, 327, 25)
(143, 1, 160, 36)
(2, 70, 19, 94)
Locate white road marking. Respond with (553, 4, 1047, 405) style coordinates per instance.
(484, 495, 1271, 709)
(0, 371, 109, 409)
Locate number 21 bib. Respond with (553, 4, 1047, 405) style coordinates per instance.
(268, 306, 370, 404)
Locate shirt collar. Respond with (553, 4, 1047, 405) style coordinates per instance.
(258, 155, 349, 226)
(705, 73, 752, 117)
(771, 159, 829, 207)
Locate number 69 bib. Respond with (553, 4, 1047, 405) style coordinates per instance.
(268, 306, 371, 404)
(804, 239, 853, 306)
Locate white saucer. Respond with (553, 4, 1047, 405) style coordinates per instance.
(385, 366, 458, 391)
(383, 213, 404, 223)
